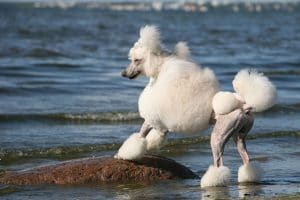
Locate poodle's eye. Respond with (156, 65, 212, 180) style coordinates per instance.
(134, 59, 142, 63)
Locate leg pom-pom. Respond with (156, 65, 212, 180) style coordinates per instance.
(114, 133, 147, 160)
(146, 129, 166, 152)
(201, 165, 231, 188)
(238, 163, 262, 183)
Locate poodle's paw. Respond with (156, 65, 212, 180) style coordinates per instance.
(115, 133, 147, 161)
(238, 163, 263, 183)
(146, 129, 166, 151)
(201, 165, 231, 188)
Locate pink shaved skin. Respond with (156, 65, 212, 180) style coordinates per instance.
(210, 107, 254, 167)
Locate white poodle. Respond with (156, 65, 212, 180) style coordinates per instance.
(115, 25, 277, 187)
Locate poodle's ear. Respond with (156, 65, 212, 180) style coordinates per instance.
(139, 25, 161, 53)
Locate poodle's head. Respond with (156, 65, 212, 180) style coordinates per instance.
(122, 25, 162, 79)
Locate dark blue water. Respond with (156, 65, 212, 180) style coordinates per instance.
(0, 1, 300, 199)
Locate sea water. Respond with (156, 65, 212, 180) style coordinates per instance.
(0, 1, 300, 199)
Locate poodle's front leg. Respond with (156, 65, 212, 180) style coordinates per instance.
(114, 121, 152, 160)
(139, 122, 152, 137)
(146, 130, 168, 152)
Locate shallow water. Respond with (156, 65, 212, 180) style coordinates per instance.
(0, 1, 300, 199)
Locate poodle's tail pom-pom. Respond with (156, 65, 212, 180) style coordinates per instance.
(139, 25, 161, 52)
(174, 41, 191, 60)
(238, 163, 263, 183)
(232, 69, 277, 112)
(146, 129, 167, 152)
(114, 133, 147, 160)
(201, 165, 231, 188)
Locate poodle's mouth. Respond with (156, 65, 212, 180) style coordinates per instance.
(121, 70, 141, 79)
(128, 72, 140, 79)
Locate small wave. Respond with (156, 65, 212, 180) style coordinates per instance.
(248, 131, 300, 140)
(59, 112, 141, 122)
(251, 155, 284, 162)
(26, 48, 66, 58)
(167, 136, 210, 147)
(18, 28, 32, 36)
(0, 87, 21, 95)
(264, 104, 300, 114)
(0, 112, 142, 123)
(0, 130, 298, 165)
(264, 70, 300, 76)
(34, 63, 82, 68)
(0, 143, 120, 165)
(1, 102, 299, 123)
(290, 151, 300, 157)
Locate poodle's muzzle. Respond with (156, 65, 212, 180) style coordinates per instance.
(121, 68, 141, 79)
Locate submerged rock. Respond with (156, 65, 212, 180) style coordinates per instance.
(0, 155, 198, 185)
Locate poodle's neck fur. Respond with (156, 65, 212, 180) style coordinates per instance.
(144, 51, 171, 80)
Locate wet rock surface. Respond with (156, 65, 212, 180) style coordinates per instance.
(0, 155, 198, 185)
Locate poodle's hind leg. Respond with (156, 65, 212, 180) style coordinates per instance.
(236, 135, 263, 183)
(201, 109, 246, 188)
(114, 122, 152, 160)
(235, 113, 263, 183)
(211, 109, 245, 167)
(234, 112, 253, 165)
(234, 136, 249, 165)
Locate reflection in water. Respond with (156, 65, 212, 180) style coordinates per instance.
(238, 184, 263, 198)
(201, 184, 263, 199)
(0, 185, 20, 196)
(201, 187, 229, 200)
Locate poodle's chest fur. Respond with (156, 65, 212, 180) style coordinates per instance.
(138, 60, 219, 134)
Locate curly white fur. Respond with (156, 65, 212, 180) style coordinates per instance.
(212, 91, 243, 115)
(212, 69, 277, 115)
(115, 133, 147, 160)
(233, 69, 277, 112)
(139, 61, 219, 133)
(175, 41, 191, 60)
(238, 163, 263, 183)
(125, 25, 219, 134)
(201, 165, 231, 187)
(138, 25, 161, 53)
(146, 129, 167, 151)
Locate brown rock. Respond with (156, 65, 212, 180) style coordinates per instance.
(0, 155, 198, 185)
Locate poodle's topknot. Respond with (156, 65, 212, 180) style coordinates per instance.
(138, 25, 161, 53)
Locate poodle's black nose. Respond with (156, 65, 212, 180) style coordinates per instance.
(121, 70, 127, 77)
